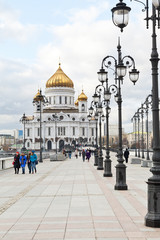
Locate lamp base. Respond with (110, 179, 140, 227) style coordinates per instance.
(103, 173, 112, 177)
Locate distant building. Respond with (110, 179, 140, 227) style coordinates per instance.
(103, 123, 125, 147)
(0, 134, 15, 148)
(127, 131, 153, 149)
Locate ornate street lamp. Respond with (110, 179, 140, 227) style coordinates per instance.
(99, 39, 139, 190)
(49, 114, 61, 160)
(136, 110, 141, 158)
(88, 104, 98, 166)
(138, 105, 145, 159)
(33, 89, 48, 162)
(20, 113, 29, 152)
(144, 94, 152, 160)
(97, 69, 113, 177)
(131, 113, 138, 157)
(92, 87, 105, 170)
(112, 0, 160, 228)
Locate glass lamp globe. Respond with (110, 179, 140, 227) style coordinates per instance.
(92, 93, 99, 103)
(111, 0, 131, 32)
(129, 68, 139, 85)
(117, 63, 127, 77)
(152, 0, 160, 8)
(97, 68, 108, 83)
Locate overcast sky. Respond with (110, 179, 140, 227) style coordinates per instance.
(0, 0, 158, 133)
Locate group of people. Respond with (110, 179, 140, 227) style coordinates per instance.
(13, 150, 38, 174)
(82, 149, 91, 162)
(63, 147, 130, 163)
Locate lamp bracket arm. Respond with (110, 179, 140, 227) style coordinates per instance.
(122, 55, 136, 68)
(130, 0, 146, 12)
(101, 55, 117, 69)
(101, 100, 110, 108)
(95, 84, 105, 95)
(108, 84, 118, 95)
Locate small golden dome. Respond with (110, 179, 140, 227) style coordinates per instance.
(78, 90, 88, 101)
(46, 63, 74, 88)
(75, 99, 79, 106)
(33, 89, 41, 101)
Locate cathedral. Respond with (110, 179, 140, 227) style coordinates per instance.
(24, 63, 96, 151)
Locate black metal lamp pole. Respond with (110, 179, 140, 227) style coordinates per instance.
(134, 115, 138, 157)
(51, 114, 61, 160)
(146, 107, 150, 160)
(97, 69, 112, 177)
(115, 65, 127, 190)
(99, 40, 139, 190)
(88, 105, 99, 166)
(92, 88, 105, 170)
(103, 103, 112, 177)
(95, 114, 98, 166)
(97, 104, 105, 170)
(144, 94, 152, 160)
(20, 113, 28, 152)
(131, 114, 137, 157)
(140, 105, 145, 159)
(33, 89, 48, 162)
(137, 111, 141, 158)
(112, 0, 160, 228)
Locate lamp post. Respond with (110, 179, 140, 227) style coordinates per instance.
(92, 88, 105, 170)
(33, 89, 48, 162)
(112, 0, 160, 228)
(103, 102, 112, 177)
(144, 94, 152, 160)
(131, 113, 138, 157)
(138, 104, 145, 159)
(20, 113, 28, 152)
(98, 39, 139, 190)
(136, 110, 141, 158)
(97, 69, 114, 177)
(50, 114, 62, 160)
(88, 105, 99, 166)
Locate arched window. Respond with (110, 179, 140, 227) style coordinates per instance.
(81, 104, 85, 111)
(59, 96, 62, 104)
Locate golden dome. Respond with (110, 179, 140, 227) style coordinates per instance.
(78, 90, 88, 101)
(75, 99, 79, 106)
(33, 89, 41, 101)
(46, 63, 74, 88)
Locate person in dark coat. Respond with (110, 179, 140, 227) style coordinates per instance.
(82, 149, 86, 162)
(124, 148, 129, 163)
(86, 149, 91, 162)
(27, 152, 31, 174)
(13, 152, 20, 174)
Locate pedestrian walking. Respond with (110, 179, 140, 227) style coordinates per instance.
(13, 152, 20, 174)
(86, 149, 91, 162)
(82, 149, 86, 162)
(30, 150, 38, 174)
(124, 148, 129, 163)
(27, 152, 31, 174)
(75, 149, 78, 159)
(19, 152, 27, 174)
(68, 150, 72, 159)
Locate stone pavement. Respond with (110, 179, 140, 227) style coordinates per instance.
(0, 152, 159, 240)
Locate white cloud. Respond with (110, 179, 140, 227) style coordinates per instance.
(0, 1, 40, 43)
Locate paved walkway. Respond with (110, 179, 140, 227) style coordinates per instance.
(0, 152, 159, 240)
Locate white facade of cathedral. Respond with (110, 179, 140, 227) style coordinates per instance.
(24, 64, 96, 151)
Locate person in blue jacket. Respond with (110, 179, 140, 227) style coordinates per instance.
(30, 150, 38, 174)
(19, 152, 27, 174)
